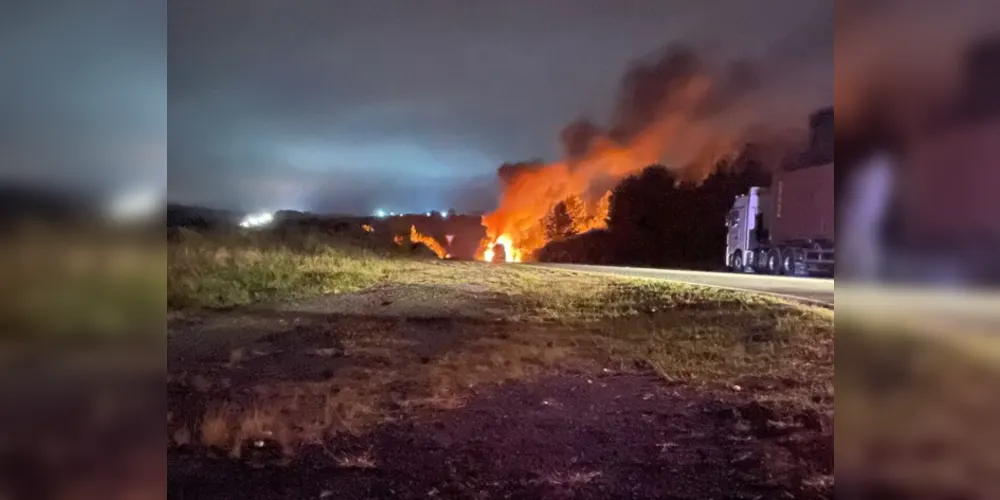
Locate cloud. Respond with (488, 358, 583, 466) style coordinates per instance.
(167, 0, 829, 214)
(0, 0, 165, 200)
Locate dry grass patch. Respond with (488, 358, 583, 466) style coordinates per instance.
(169, 317, 603, 458)
(331, 447, 377, 469)
(199, 405, 233, 449)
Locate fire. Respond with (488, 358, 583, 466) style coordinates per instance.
(409, 225, 450, 259)
(361, 224, 374, 233)
(477, 46, 745, 262)
(566, 191, 612, 235)
(481, 234, 521, 263)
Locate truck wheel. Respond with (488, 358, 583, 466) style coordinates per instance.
(766, 250, 781, 275)
(745, 252, 759, 274)
(731, 252, 743, 273)
(780, 250, 795, 276)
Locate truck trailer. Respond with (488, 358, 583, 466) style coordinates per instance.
(724, 108, 835, 277)
(875, 37, 1000, 284)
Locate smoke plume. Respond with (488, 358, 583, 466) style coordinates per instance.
(481, 21, 832, 260)
(481, 0, 1000, 262)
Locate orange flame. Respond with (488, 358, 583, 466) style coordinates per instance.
(481, 234, 521, 263)
(361, 224, 374, 233)
(568, 191, 612, 235)
(477, 46, 747, 262)
(393, 235, 405, 245)
(479, 116, 736, 262)
(409, 225, 449, 259)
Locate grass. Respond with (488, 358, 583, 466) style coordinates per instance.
(0, 225, 166, 339)
(168, 226, 427, 310)
(165, 229, 998, 495)
(167, 230, 836, 458)
(402, 267, 834, 388)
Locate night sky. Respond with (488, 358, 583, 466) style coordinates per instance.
(168, 0, 832, 215)
(2, 1, 832, 215)
(1, 0, 165, 203)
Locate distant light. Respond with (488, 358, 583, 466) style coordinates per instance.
(389, 211, 397, 216)
(426, 212, 432, 217)
(441, 211, 449, 219)
(374, 209, 387, 218)
(239, 211, 274, 229)
(107, 189, 162, 222)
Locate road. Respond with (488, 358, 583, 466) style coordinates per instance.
(836, 284, 1000, 337)
(538, 263, 835, 306)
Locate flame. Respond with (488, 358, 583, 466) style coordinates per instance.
(475, 46, 747, 263)
(567, 191, 612, 235)
(393, 235, 405, 245)
(478, 114, 736, 262)
(481, 234, 521, 263)
(409, 225, 449, 259)
(361, 224, 374, 233)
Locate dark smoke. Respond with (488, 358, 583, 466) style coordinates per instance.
(559, 120, 604, 162)
(607, 45, 706, 144)
(502, 41, 807, 185)
(482, 6, 836, 256)
(496, 160, 545, 187)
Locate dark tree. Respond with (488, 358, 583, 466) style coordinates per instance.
(544, 201, 576, 240)
(537, 155, 767, 270)
(607, 165, 681, 266)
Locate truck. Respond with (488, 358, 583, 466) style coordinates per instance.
(875, 37, 1000, 284)
(724, 107, 835, 276)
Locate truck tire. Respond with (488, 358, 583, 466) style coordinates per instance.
(780, 249, 796, 276)
(731, 251, 743, 273)
(765, 250, 781, 275)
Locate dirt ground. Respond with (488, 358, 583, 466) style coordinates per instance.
(169, 373, 831, 500)
(167, 278, 834, 499)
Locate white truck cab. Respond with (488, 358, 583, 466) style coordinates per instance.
(725, 187, 766, 272)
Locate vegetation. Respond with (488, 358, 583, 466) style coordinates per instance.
(537, 162, 768, 268)
(0, 226, 165, 339)
(168, 231, 835, 458)
(167, 227, 426, 310)
(172, 221, 982, 498)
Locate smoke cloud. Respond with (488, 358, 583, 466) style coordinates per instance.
(483, 0, 1000, 262)
(481, 16, 834, 259)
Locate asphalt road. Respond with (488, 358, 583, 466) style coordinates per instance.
(538, 263, 835, 306)
(836, 284, 1000, 337)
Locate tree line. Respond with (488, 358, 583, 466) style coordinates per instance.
(537, 161, 768, 270)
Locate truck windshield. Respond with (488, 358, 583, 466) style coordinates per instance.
(726, 210, 740, 227)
